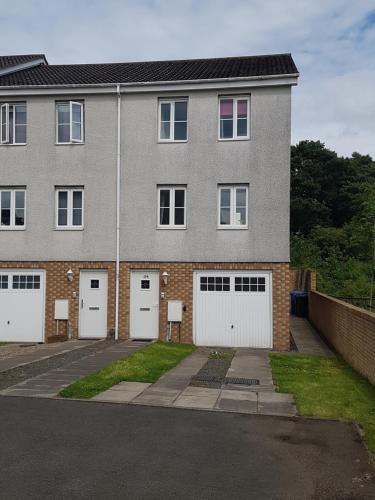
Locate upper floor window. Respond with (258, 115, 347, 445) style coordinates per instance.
(55, 188, 84, 229)
(0, 103, 26, 145)
(159, 99, 188, 142)
(0, 189, 26, 229)
(219, 96, 249, 140)
(218, 185, 248, 228)
(158, 186, 186, 228)
(56, 101, 84, 144)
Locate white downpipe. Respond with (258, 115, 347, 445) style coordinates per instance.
(115, 84, 121, 340)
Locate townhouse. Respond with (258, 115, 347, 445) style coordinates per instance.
(0, 53, 298, 349)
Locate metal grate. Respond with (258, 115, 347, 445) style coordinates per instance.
(224, 377, 259, 385)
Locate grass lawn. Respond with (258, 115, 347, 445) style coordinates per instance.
(60, 341, 196, 399)
(270, 354, 375, 455)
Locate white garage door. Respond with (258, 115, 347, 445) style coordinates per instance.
(0, 270, 45, 343)
(194, 271, 272, 348)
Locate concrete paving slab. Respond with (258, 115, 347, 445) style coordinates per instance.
(217, 398, 257, 413)
(220, 389, 257, 401)
(173, 394, 219, 409)
(109, 381, 151, 392)
(181, 386, 221, 397)
(133, 393, 178, 406)
(258, 402, 297, 416)
(92, 389, 140, 403)
(258, 392, 294, 403)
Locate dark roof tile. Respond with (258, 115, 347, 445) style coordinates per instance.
(0, 53, 298, 87)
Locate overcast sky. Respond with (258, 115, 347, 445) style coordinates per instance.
(1, 0, 374, 157)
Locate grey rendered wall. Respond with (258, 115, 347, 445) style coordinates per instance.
(0, 94, 117, 261)
(121, 85, 291, 262)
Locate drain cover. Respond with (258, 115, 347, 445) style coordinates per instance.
(224, 377, 259, 385)
(191, 374, 222, 383)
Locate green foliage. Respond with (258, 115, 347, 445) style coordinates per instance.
(291, 141, 375, 298)
(270, 354, 375, 454)
(60, 341, 196, 399)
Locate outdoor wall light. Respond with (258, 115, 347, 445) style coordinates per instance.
(67, 269, 74, 283)
(162, 271, 169, 286)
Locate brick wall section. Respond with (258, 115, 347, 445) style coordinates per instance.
(120, 262, 290, 351)
(0, 262, 116, 342)
(0, 261, 290, 351)
(289, 269, 317, 291)
(309, 291, 375, 384)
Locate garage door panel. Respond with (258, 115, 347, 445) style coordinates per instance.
(0, 270, 45, 343)
(195, 272, 272, 348)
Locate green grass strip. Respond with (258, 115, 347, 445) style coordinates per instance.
(270, 353, 375, 455)
(60, 341, 195, 399)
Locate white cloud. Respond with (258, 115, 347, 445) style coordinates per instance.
(0, 0, 374, 156)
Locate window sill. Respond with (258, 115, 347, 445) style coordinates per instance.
(218, 137, 250, 142)
(0, 227, 26, 231)
(217, 226, 248, 230)
(54, 227, 84, 231)
(156, 226, 187, 230)
(0, 143, 27, 147)
(55, 142, 85, 146)
(157, 140, 188, 144)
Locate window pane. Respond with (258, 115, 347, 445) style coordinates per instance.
(58, 124, 70, 143)
(15, 191, 25, 209)
(174, 121, 187, 140)
(73, 191, 82, 209)
(220, 119, 233, 139)
(15, 105, 26, 125)
(159, 189, 170, 208)
(71, 122, 82, 141)
(15, 124, 26, 143)
(237, 100, 248, 118)
(57, 103, 70, 124)
(174, 101, 187, 121)
(58, 191, 68, 209)
(220, 99, 233, 118)
(174, 207, 185, 225)
(72, 209, 82, 226)
(1, 191, 11, 209)
(236, 188, 247, 207)
(220, 189, 230, 208)
(8, 108, 14, 143)
(1, 105, 7, 142)
(160, 121, 170, 140)
(174, 189, 185, 208)
(72, 103, 82, 123)
(15, 209, 24, 226)
(160, 103, 171, 121)
(235, 207, 246, 225)
(160, 207, 170, 225)
(58, 209, 68, 226)
(220, 207, 231, 225)
(237, 118, 247, 137)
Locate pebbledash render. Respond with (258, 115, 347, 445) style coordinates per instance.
(0, 53, 298, 350)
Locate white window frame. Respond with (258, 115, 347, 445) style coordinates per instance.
(55, 188, 84, 230)
(158, 99, 188, 143)
(0, 189, 26, 230)
(0, 102, 27, 145)
(56, 101, 84, 144)
(218, 96, 250, 141)
(157, 186, 187, 229)
(217, 185, 248, 229)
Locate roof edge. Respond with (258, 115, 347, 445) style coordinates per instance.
(0, 56, 48, 78)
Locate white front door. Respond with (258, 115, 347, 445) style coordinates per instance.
(130, 270, 159, 339)
(0, 270, 45, 343)
(194, 271, 272, 348)
(79, 271, 108, 339)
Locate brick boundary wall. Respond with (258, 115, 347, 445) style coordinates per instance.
(0, 261, 290, 351)
(309, 291, 375, 384)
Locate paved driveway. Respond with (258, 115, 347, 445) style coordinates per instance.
(0, 398, 374, 499)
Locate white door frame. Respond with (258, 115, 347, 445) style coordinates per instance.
(78, 269, 108, 339)
(0, 268, 46, 343)
(129, 269, 160, 339)
(193, 270, 273, 347)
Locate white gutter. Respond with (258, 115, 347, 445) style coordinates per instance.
(114, 84, 121, 340)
